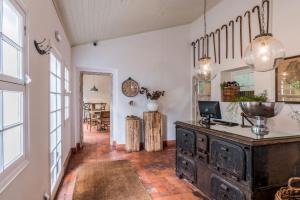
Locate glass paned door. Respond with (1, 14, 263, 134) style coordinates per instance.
(49, 53, 62, 191)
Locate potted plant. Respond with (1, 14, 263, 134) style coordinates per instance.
(140, 87, 165, 111)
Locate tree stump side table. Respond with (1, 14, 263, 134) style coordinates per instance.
(144, 111, 163, 152)
(126, 116, 141, 152)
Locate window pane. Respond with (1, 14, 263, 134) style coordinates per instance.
(3, 91, 22, 127)
(3, 0, 22, 45)
(57, 127, 61, 143)
(51, 166, 57, 189)
(56, 142, 61, 160)
(56, 61, 61, 78)
(50, 149, 56, 170)
(50, 112, 56, 132)
(64, 80, 68, 91)
(3, 125, 23, 168)
(64, 68, 69, 91)
(2, 41, 20, 78)
(57, 94, 61, 109)
(50, 74, 56, 93)
(57, 158, 61, 175)
(65, 108, 69, 120)
(56, 78, 61, 93)
(50, 94, 56, 112)
(50, 131, 56, 151)
(57, 111, 61, 127)
(50, 55, 56, 74)
(65, 96, 69, 108)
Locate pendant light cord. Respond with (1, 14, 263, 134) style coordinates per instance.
(204, 0, 207, 36)
(203, 0, 207, 57)
(261, 0, 265, 33)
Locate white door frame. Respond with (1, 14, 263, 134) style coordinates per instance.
(78, 67, 118, 146)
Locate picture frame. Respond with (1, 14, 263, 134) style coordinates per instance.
(276, 55, 300, 103)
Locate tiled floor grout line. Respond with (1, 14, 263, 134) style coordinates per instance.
(55, 125, 202, 200)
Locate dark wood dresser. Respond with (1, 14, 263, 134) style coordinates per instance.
(175, 121, 300, 200)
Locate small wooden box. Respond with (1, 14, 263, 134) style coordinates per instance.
(126, 116, 141, 152)
(222, 86, 240, 102)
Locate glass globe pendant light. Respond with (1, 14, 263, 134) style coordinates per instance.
(195, 0, 212, 77)
(244, 1, 285, 72)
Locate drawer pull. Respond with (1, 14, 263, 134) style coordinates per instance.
(182, 160, 188, 165)
(221, 147, 229, 152)
(220, 183, 228, 191)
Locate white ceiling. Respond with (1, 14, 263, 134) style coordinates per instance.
(53, 0, 221, 46)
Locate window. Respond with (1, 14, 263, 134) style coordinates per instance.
(50, 53, 62, 191)
(0, 0, 27, 189)
(64, 67, 70, 120)
(231, 68, 255, 91)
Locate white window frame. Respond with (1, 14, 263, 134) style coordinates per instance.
(64, 66, 70, 120)
(0, 0, 29, 192)
(231, 68, 255, 92)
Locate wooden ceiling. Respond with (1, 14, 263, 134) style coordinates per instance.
(53, 0, 221, 46)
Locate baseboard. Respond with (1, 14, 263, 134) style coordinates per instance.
(71, 142, 82, 153)
(116, 144, 126, 151)
(114, 140, 176, 152)
(112, 140, 126, 151)
(163, 140, 176, 147)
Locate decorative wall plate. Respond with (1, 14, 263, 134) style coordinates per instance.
(122, 77, 140, 97)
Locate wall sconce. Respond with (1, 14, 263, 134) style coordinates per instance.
(55, 31, 62, 42)
(34, 39, 51, 55)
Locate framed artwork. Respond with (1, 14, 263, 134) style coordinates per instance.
(276, 55, 300, 103)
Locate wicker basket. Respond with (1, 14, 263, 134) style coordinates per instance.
(222, 86, 240, 102)
(275, 177, 300, 200)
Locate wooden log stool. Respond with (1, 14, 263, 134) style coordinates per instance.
(144, 111, 163, 152)
(125, 116, 141, 152)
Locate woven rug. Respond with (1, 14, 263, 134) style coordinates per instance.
(73, 160, 151, 200)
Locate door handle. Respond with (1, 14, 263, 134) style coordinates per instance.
(220, 183, 228, 191)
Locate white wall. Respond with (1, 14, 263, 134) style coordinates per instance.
(1, 0, 300, 199)
(190, 0, 300, 133)
(83, 74, 112, 110)
(0, 0, 72, 199)
(72, 24, 192, 144)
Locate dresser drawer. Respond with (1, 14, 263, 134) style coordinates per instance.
(176, 128, 196, 156)
(176, 155, 196, 183)
(210, 140, 245, 181)
(197, 133, 208, 152)
(210, 175, 245, 200)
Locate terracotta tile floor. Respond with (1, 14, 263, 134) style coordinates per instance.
(55, 125, 202, 200)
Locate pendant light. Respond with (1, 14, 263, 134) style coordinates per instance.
(90, 76, 98, 92)
(195, 0, 212, 76)
(244, 1, 285, 72)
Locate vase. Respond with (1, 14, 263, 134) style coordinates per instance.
(147, 100, 159, 111)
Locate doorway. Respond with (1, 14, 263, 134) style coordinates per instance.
(80, 72, 113, 145)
